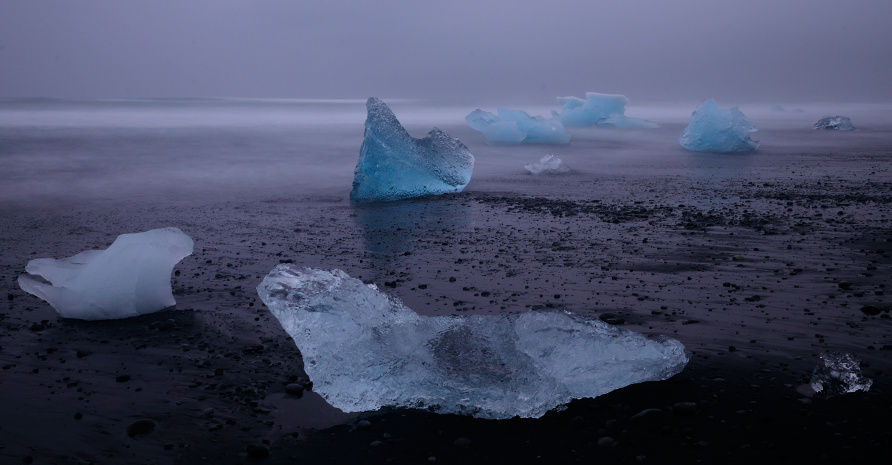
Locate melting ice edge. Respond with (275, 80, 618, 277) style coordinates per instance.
(258, 265, 690, 419)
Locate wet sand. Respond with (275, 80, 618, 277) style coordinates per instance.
(1, 144, 891, 464)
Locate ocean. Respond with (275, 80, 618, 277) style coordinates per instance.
(3, 97, 890, 210)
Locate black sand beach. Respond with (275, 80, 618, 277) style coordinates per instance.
(2, 137, 890, 464)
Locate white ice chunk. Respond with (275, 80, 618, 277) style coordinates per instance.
(813, 116, 854, 131)
(555, 92, 658, 129)
(466, 108, 570, 145)
(18, 227, 194, 320)
(350, 98, 475, 203)
(257, 265, 689, 419)
(679, 99, 759, 153)
(810, 352, 872, 396)
(525, 154, 571, 175)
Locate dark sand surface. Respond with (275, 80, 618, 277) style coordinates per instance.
(2, 145, 891, 464)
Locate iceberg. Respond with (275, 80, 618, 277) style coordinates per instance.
(555, 92, 658, 129)
(525, 154, 571, 175)
(257, 265, 689, 419)
(679, 99, 759, 153)
(814, 116, 854, 131)
(18, 227, 193, 320)
(466, 108, 571, 145)
(810, 352, 872, 396)
(350, 98, 474, 203)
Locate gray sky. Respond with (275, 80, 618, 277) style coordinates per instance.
(1, 0, 890, 104)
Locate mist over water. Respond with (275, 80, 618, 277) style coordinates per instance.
(1, 98, 891, 210)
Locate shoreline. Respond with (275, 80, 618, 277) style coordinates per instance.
(2, 154, 891, 463)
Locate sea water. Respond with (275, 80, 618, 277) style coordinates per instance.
(2, 98, 891, 211)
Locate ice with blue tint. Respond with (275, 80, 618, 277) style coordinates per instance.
(814, 116, 854, 131)
(679, 99, 759, 153)
(350, 98, 475, 203)
(525, 154, 571, 175)
(257, 265, 689, 419)
(18, 227, 193, 320)
(555, 92, 658, 129)
(466, 108, 571, 145)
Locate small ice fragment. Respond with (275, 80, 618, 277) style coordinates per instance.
(813, 116, 854, 131)
(18, 227, 193, 320)
(525, 154, 570, 175)
(810, 352, 872, 397)
(466, 108, 570, 145)
(555, 92, 658, 129)
(679, 99, 759, 153)
(350, 98, 474, 203)
(257, 265, 689, 419)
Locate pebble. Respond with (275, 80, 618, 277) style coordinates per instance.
(246, 444, 269, 458)
(597, 436, 616, 447)
(125, 419, 156, 437)
(672, 402, 697, 416)
(630, 408, 662, 420)
(356, 419, 372, 430)
(453, 437, 472, 448)
(285, 383, 304, 397)
(860, 305, 881, 316)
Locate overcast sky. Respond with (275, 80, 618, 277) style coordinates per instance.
(1, 1, 890, 104)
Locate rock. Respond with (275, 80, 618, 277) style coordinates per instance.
(356, 419, 372, 430)
(454, 437, 472, 448)
(569, 415, 587, 430)
(838, 282, 852, 290)
(597, 436, 616, 447)
(860, 305, 881, 316)
(598, 312, 625, 325)
(285, 383, 305, 397)
(125, 419, 156, 437)
(672, 402, 697, 416)
(631, 408, 663, 420)
(246, 444, 269, 458)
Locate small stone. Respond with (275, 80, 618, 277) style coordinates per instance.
(285, 383, 304, 397)
(356, 420, 372, 430)
(599, 313, 625, 325)
(860, 305, 881, 316)
(246, 444, 269, 458)
(125, 419, 156, 437)
(116, 375, 131, 383)
(201, 408, 215, 417)
(597, 436, 616, 447)
(453, 437, 472, 448)
(630, 408, 662, 420)
(838, 282, 852, 290)
(732, 255, 744, 261)
(569, 416, 587, 430)
(672, 402, 697, 416)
